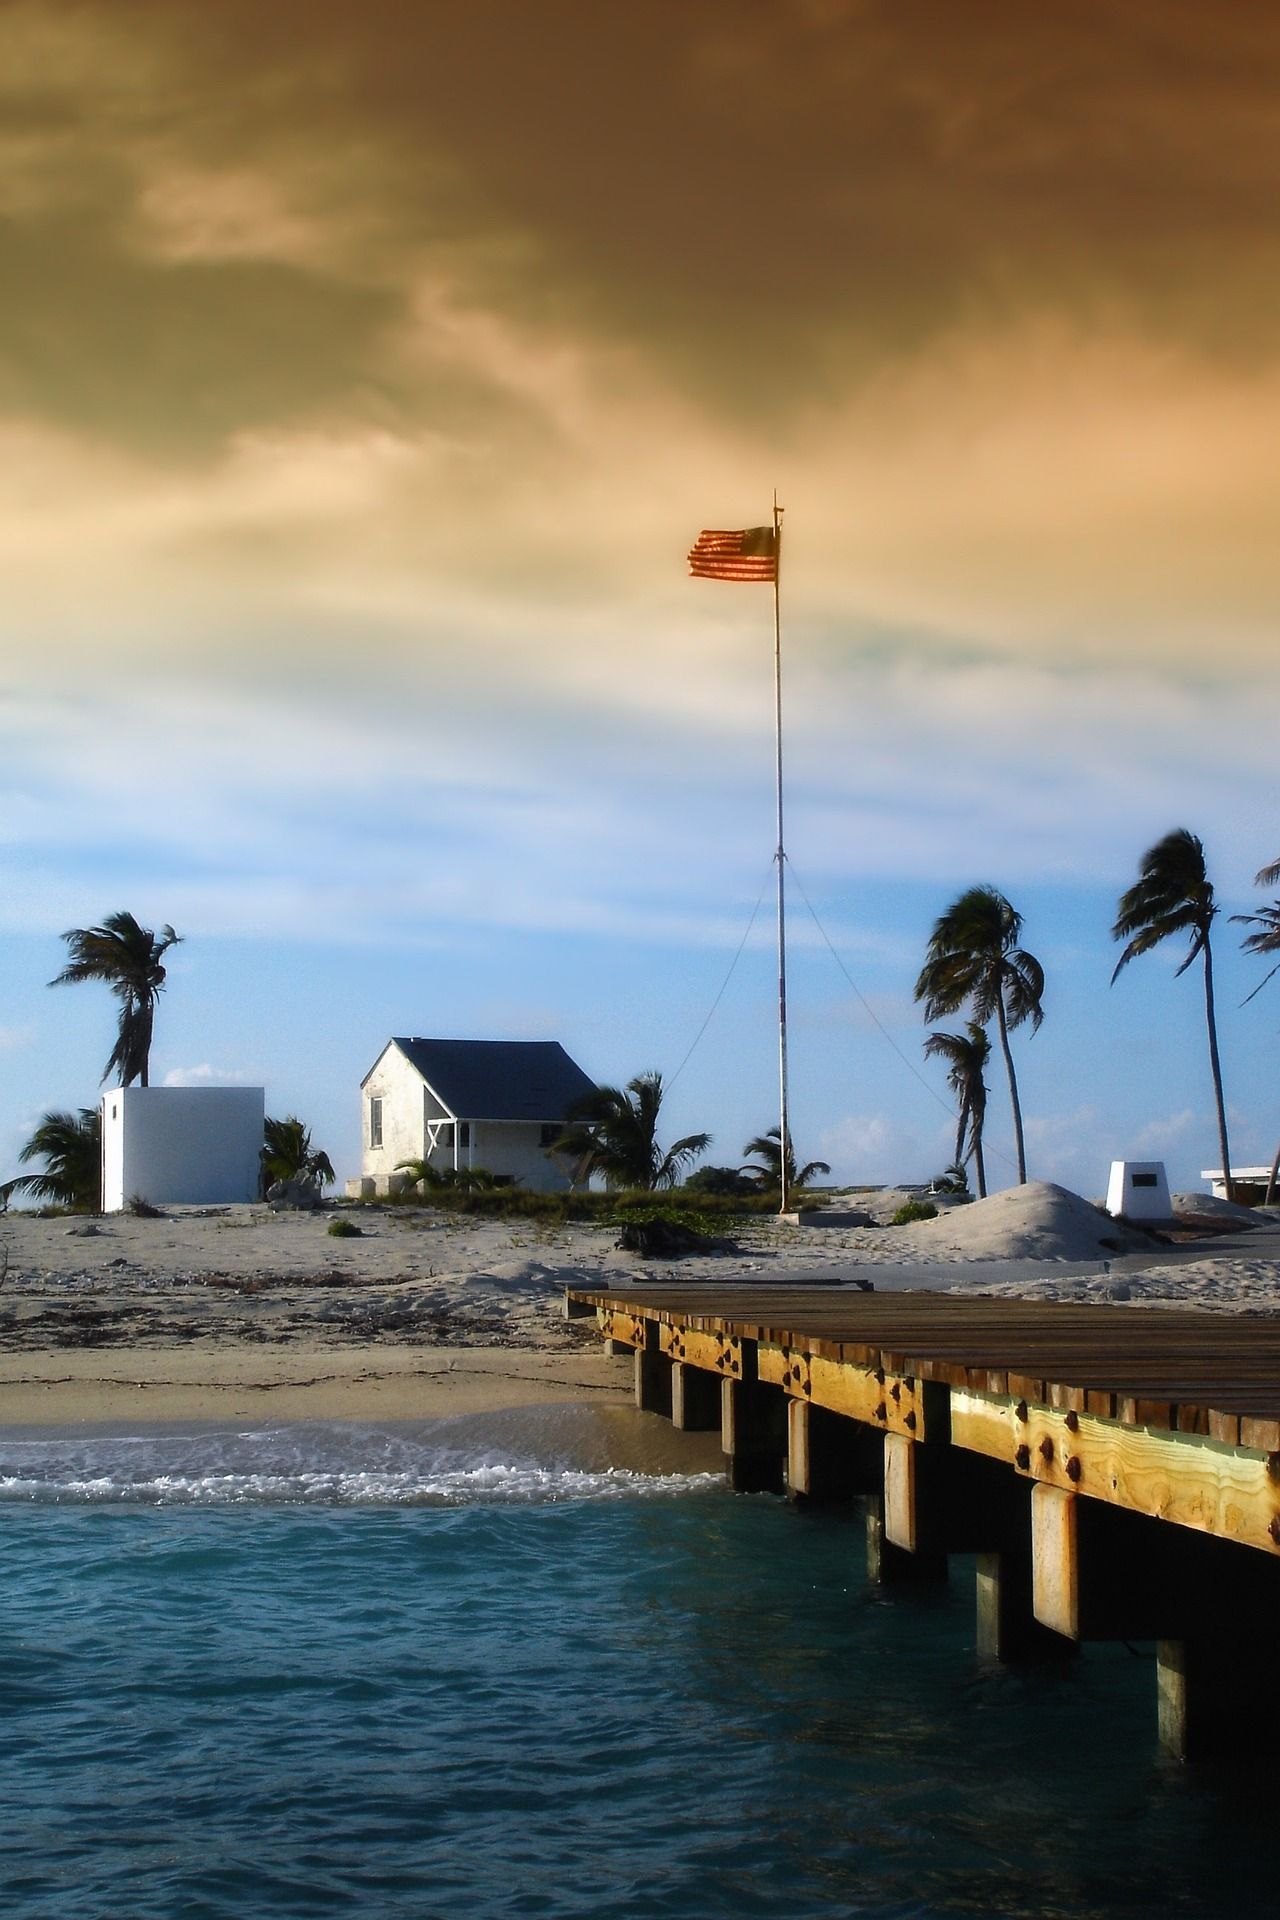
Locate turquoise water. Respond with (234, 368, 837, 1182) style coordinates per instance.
(0, 1414, 1273, 1919)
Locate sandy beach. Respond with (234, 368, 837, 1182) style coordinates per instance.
(1, 1183, 1278, 1426)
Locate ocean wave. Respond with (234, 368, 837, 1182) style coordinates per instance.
(0, 1418, 726, 1508)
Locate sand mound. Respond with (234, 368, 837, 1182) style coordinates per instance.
(906, 1181, 1154, 1262)
(1171, 1192, 1262, 1227)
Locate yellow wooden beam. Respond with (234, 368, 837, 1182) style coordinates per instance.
(658, 1323, 746, 1378)
(951, 1387, 1280, 1556)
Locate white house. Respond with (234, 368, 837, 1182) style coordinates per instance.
(358, 1038, 597, 1195)
(101, 1085, 265, 1212)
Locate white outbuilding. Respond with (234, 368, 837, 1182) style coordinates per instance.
(101, 1086, 265, 1212)
(1104, 1159, 1173, 1222)
(358, 1037, 597, 1195)
(1201, 1167, 1275, 1204)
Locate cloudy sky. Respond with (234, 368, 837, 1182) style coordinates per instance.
(2, 0, 1278, 1193)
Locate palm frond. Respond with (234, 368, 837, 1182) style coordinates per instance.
(1232, 901, 1280, 1002)
(50, 911, 182, 1085)
(1111, 829, 1214, 981)
(10, 1108, 102, 1210)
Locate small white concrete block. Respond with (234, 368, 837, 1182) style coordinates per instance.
(1105, 1159, 1172, 1220)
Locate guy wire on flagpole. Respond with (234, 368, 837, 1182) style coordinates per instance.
(772, 490, 791, 1218)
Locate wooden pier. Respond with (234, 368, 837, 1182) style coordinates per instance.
(567, 1283, 1280, 1759)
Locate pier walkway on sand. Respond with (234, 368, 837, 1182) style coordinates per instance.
(567, 1283, 1280, 1761)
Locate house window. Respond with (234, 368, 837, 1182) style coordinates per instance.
(369, 1098, 383, 1149)
(458, 1122, 471, 1149)
(540, 1124, 561, 1148)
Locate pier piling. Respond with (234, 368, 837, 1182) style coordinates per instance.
(575, 1285, 1280, 1761)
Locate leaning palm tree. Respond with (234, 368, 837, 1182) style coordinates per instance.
(1112, 827, 1232, 1200)
(923, 1022, 991, 1199)
(914, 887, 1043, 1184)
(1, 1108, 102, 1211)
(740, 1127, 831, 1193)
(1232, 891, 1280, 1204)
(260, 1115, 336, 1197)
(50, 912, 181, 1087)
(1256, 857, 1280, 889)
(551, 1071, 710, 1190)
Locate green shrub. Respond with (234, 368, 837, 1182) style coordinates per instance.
(684, 1165, 759, 1198)
(327, 1218, 363, 1238)
(891, 1199, 938, 1225)
(348, 1184, 787, 1228)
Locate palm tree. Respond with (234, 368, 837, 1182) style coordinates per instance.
(50, 912, 181, 1087)
(1233, 889, 1280, 1204)
(551, 1071, 710, 1190)
(914, 887, 1044, 1184)
(2, 1108, 102, 1211)
(1257, 857, 1280, 889)
(260, 1116, 336, 1197)
(1112, 827, 1232, 1200)
(740, 1127, 831, 1193)
(922, 1022, 991, 1199)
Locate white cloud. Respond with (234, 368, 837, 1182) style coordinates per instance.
(818, 1111, 947, 1186)
(162, 1064, 259, 1088)
(1130, 1108, 1197, 1154)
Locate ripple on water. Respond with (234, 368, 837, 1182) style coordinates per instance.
(0, 1417, 1274, 1919)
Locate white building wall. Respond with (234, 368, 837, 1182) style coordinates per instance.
(362, 1045, 435, 1192)
(101, 1087, 265, 1211)
(469, 1122, 572, 1193)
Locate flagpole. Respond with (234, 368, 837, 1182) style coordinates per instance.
(772, 492, 790, 1217)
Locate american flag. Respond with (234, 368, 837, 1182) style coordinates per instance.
(687, 525, 778, 583)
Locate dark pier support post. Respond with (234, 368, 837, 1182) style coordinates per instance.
(1028, 1482, 1280, 1756)
(633, 1321, 672, 1418)
(721, 1357, 786, 1494)
(865, 1497, 947, 1582)
(1156, 1642, 1196, 1762)
(975, 1541, 1067, 1663)
(1151, 1637, 1280, 1762)
(871, 1402, 950, 1584)
(671, 1361, 721, 1431)
(787, 1401, 883, 1505)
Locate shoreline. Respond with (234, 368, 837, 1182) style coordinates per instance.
(0, 1343, 634, 1427)
(2, 1186, 1278, 1431)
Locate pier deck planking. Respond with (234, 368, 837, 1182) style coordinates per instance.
(569, 1285, 1280, 1548)
(570, 1287, 1280, 1446)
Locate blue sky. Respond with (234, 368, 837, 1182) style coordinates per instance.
(2, 2, 1278, 1197)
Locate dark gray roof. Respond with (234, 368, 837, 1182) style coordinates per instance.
(383, 1038, 596, 1123)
